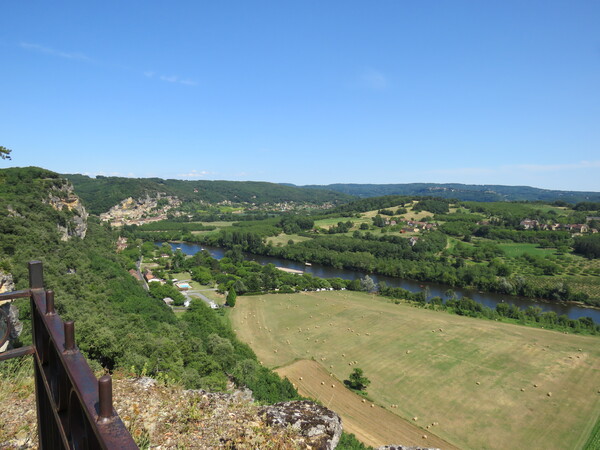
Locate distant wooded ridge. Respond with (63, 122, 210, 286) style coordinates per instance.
(293, 183, 600, 203)
(64, 173, 353, 215)
(63, 172, 600, 215)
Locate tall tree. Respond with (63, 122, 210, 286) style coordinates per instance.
(347, 368, 370, 391)
(226, 287, 237, 307)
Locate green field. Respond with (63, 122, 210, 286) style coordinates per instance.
(313, 216, 361, 228)
(231, 291, 600, 449)
(497, 242, 557, 258)
(266, 233, 312, 246)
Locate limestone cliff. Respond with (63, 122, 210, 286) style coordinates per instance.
(46, 182, 88, 240)
(99, 193, 182, 227)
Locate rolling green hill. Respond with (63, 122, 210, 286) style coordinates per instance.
(65, 173, 354, 214)
(298, 182, 600, 203)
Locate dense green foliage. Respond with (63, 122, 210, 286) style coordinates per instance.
(0, 167, 297, 403)
(573, 234, 600, 259)
(337, 432, 372, 449)
(66, 173, 352, 214)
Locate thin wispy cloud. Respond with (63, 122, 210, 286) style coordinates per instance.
(19, 42, 196, 86)
(20, 42, 93, 63)
(178, 169, 211, 178)
(144, 71, 197, 86)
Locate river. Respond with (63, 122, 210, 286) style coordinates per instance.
(162, 241, 600, 323)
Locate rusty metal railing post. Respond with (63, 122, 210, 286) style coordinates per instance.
(98, 375, 113, 422)
(1, 262, 138, 449)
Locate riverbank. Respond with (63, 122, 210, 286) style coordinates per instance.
(162, 241, 600, 323)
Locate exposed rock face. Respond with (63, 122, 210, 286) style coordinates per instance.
(260, 400, 343, 450)
(0, 270, 15, 294)
(99, 193, 181, 227)
(47, 183, 88, 240)
(0, 271, 22, 352)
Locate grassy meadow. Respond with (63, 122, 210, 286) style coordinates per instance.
(230, 290, 600, 449)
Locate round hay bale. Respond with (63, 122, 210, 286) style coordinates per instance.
(406, 350, 411, 354)
(413, 417, 418, 421)
(371, 404, 374, 408)
(321, 381, 325, 385)
(362, 399, 366, 403)
(547, 392, 552, 397)
(534, 384, 539, 388)
(476, 381, 480, 385)
(422, 435, 427, 439)
(521, 388, 525, 392)
(299, 377, 303, 380)
(331, 384, 335, 388)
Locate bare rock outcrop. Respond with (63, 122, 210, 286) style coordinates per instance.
(47, 183, 88, 240)
(260, 399, 343, 450)
(0, 271, 22, 352)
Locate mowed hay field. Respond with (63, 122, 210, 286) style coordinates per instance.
(277, 359, 457, 449)
(230, 291, 600, 449)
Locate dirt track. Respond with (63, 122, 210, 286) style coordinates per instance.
(276, 360, 459, 449)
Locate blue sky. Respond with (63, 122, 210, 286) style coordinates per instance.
(1, 1, 599, 191)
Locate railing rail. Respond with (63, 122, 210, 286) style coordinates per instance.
(0, 261, 138, 449)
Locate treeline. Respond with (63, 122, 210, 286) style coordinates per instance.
(197, 224, 595, 305)
(573, 234, 600, 259)
(182, 247, 352, 295)
(134, 220, 217, 232)
(379, 285, 599, 335)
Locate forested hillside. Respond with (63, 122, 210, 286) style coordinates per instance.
(0, 167, 297, 402)
(299, 182, 600, 203)
(65, 173, 353, 214)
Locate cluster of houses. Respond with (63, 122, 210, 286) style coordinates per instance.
(403, 220, 437, 233)
(100, 194, 182, 227)
(519, 219, 596, 234)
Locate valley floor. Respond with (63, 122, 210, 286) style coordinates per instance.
(231, 290, 600, 449)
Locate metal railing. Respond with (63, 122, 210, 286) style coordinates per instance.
(0, 261, 138, 449)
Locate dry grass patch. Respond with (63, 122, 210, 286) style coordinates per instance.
(277, 359, 457, 449)
(231, 291, 600, 450)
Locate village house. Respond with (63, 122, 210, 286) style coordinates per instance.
(128, 269, 142, 281)
(567, 224, 589, 233)
(520, 219, 539, 229)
